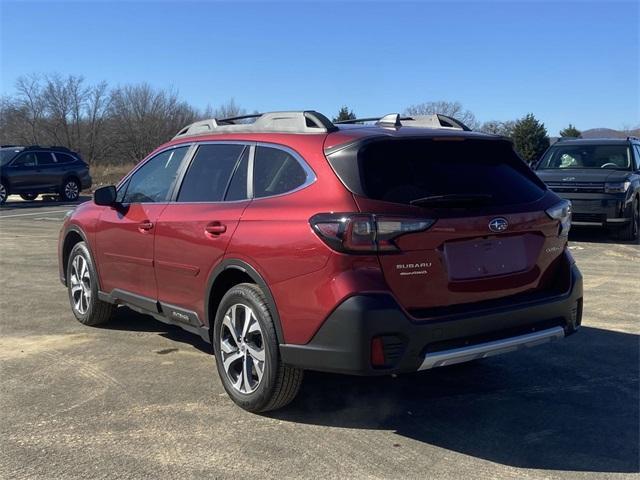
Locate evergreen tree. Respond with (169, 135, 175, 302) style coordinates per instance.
(333, 106, 356, 122)
(512, 114, 550, 164)
(559, 124, 582, 138)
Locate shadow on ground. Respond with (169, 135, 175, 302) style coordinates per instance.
(0, 194, 91, 209)
(102, 306, 212, 354)
(269, 326, 639, 473)
(569, 225, 639, 245)
(105, 305, 639, 474)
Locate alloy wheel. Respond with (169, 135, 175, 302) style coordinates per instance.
(0, 183, 7, 204)
(70, 254, 91, 314)
(219, 303, 266, 394)
(64, 181, 79, 200)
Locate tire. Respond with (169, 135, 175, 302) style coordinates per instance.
(67, 242, 114, 326)
(213, 283, 303, 412)
(61, 178, 80, 202)
(20, 193, 38, 201)
(0, 181, 7, 204)
(618, 197, 639, 242)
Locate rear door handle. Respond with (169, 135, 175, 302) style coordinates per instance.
(205, 222, 227, 235)
(138, 220, 154, 232)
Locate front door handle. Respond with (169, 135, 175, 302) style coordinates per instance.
(205, 222, 227, 235)
(138, 220, 154, 232)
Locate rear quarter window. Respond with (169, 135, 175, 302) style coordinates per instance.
(253, 146, 309, 198)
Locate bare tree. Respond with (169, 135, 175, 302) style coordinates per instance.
(479, 120, 516, 138)
(13, 74, 46, 144)
(213, 98, 246, 119)
(404, 101, 479, 130)
(108, 83, 197, 163)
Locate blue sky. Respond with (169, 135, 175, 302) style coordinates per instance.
(1, 1, 638, 135)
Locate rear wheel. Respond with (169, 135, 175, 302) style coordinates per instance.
(67, 242, 114, 326)
(213, 283, 303, 412)
(20, 193, 38, 201)
(618, 197, 639, 242)
(61, 178, 80, 202)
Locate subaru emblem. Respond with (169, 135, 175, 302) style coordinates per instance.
(488, 218, 508, 232)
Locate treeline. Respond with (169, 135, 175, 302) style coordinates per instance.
(0, 74, 244, 165)
(0, 73, 580, 166)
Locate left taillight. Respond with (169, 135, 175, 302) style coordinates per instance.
(310, 213, 434, 253)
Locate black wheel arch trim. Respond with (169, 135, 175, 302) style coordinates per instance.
(60, 224, 101, 290)
(205, 258, 285, 345)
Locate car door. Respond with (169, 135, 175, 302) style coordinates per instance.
(94, 145, 191, 303)
(33, 151, 60, 189)
(154, 143, 251, 324)
(8, 152, 39, 191)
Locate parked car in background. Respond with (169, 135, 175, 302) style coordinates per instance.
(0, 145, 92, 204)
(535, 137, 640, 241)
(58, 111, 582, 412)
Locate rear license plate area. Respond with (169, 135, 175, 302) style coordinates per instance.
(444, 236, 528, 280)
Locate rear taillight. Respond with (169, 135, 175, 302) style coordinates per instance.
(310, 213, 434, 253)
(545, 200, 572, 237)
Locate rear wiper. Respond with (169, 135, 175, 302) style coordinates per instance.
(410, 193, 493, 206)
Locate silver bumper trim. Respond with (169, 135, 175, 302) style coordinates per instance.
(418, 326, 565, 370)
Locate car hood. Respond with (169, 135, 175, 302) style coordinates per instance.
(535, 169, 631, 183)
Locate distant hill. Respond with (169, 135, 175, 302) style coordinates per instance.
(580, 128, 640, 139)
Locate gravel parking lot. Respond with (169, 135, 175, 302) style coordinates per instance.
(1, 197, 638, 480)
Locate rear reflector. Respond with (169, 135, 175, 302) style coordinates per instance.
(371, 337, 386, 367)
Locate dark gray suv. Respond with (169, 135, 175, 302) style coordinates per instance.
(0, 145, 92, 204)
(535, 137, 640, 241)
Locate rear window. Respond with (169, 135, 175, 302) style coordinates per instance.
(328, 138, 546, 206)
(537, 144, 631, 170)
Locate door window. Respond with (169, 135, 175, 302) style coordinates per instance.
(36, 152, 56, 165)
(121, 146, 188, 203)
(177, 144, 246, 202)
(12, 152, 37, 167)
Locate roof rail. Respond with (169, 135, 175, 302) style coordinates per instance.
(627, 136, 639, 142)
(334, 113, 471, 131)
(173, 110, 338, 139)
(21, 145, 73, 152)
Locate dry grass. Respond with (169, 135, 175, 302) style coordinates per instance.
(88, 163, 136, 191)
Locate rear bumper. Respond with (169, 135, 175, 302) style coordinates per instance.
(80, 172, 92, 191)
(280, 263, 583, 375)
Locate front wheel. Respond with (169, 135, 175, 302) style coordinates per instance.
(61, 178, 80, 202)
(618, 197, 639, 242)
(213, 283, 303, 412)
(67, 242, 114, 326)
(0, 181, 7, 204)
(20, 193, 38, 201)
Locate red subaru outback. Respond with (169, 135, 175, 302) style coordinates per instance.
(58, 111, 582, 412)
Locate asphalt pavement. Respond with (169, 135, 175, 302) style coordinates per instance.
(0, 196, 638, 479)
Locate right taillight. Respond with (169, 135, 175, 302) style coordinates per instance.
(310, 213, 434, 253)
(546, 199, 572, 237)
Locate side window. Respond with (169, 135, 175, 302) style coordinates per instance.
(225, 148, 249, 201)
(122, 146, 188, 203)
(12, 152, 37, 167)
(116, 178, 130, 203)
(54, 153, 75, 164)
(253, 146, 309, 198)
(36, 152, 55, 165)
(177, 144, 245, 202)
(634, 145, 640, 170)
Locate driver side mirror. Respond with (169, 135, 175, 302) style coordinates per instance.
(94, 185, 117, 206)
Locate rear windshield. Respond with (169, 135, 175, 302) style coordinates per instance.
(327, 138, 546, 207)
(537, 144, 631, 170)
